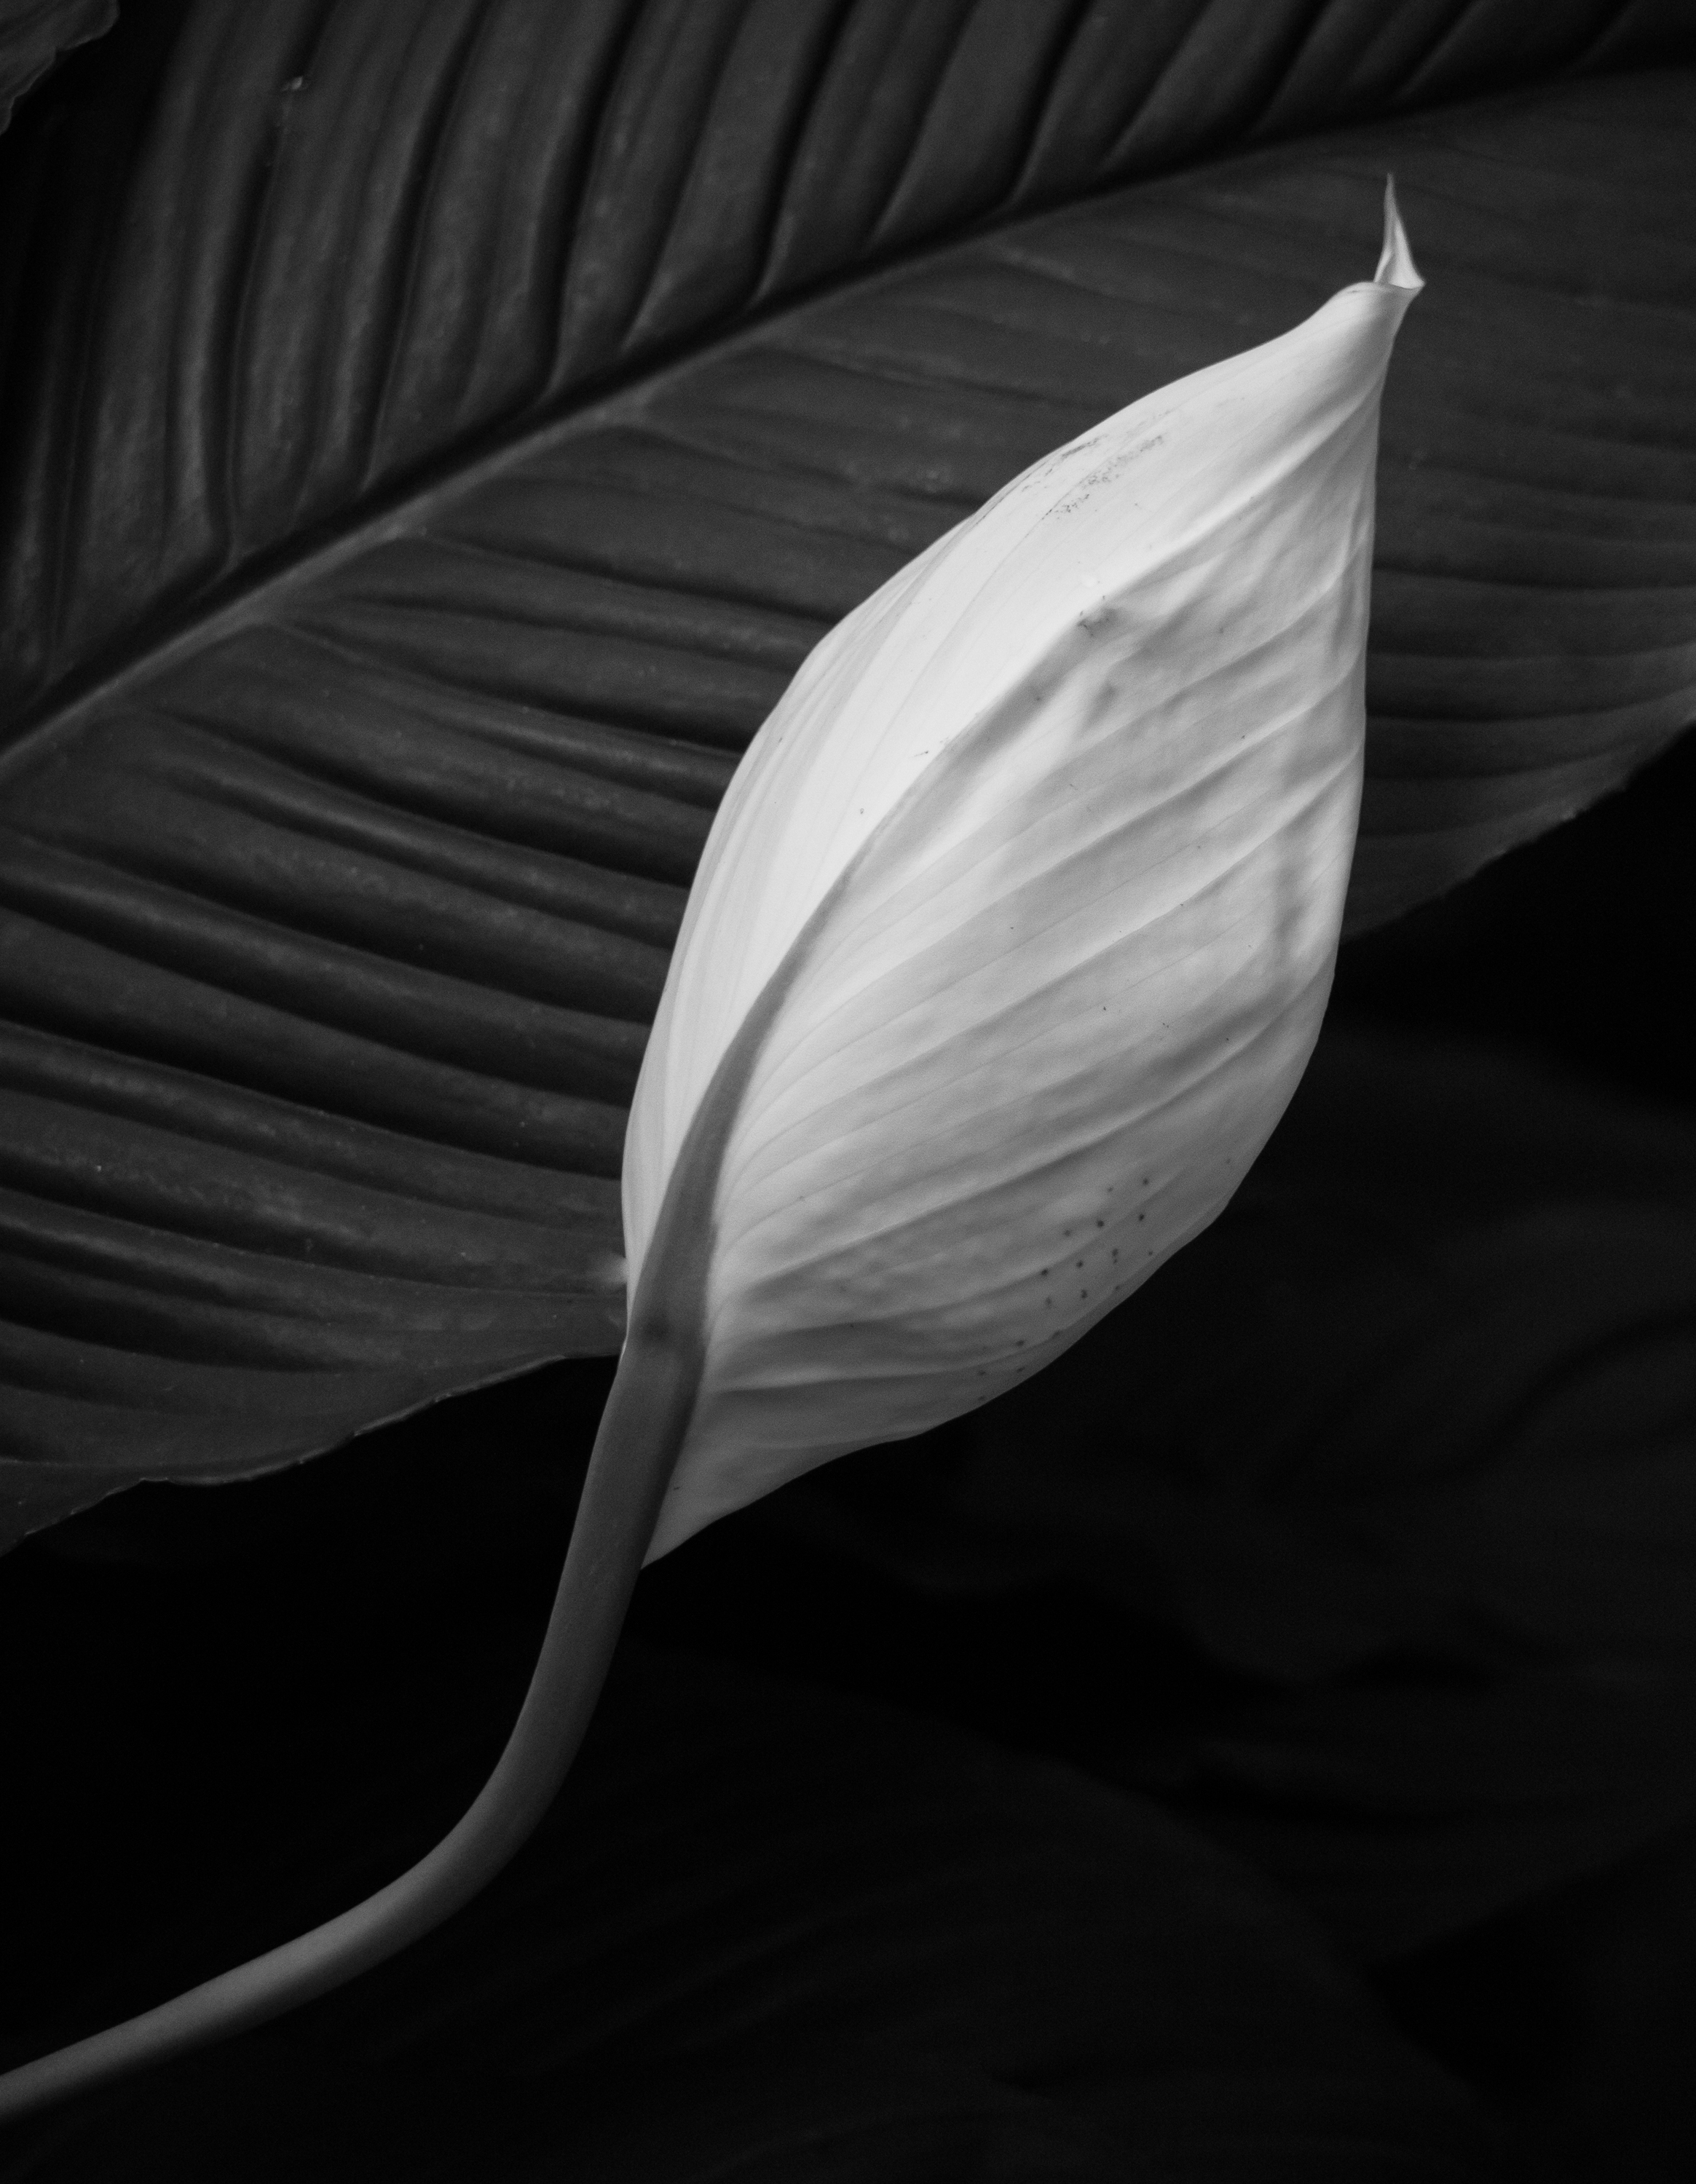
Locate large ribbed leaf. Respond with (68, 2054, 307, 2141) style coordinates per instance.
(3, 0, 1694, 1541)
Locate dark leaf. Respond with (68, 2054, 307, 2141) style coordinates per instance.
(1386, 1819, 1696, 2184)
(3, 1, 1695, 1537)
(765, 1029, 1696, 1955)
(0, 1558, 1498, 2181)
(1170, 1672, 1696, 1964)
(0, 0, 112, 131)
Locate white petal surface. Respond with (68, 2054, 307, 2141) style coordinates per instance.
(628, 194, 1421, 1558)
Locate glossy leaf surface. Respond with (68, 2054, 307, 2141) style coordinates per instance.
(1, 0, 1694, 1537)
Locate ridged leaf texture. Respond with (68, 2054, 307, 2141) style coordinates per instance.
(1, 0, 1693, 1541)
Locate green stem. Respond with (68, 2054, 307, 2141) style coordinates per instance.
(0, 1314, 698, 2128)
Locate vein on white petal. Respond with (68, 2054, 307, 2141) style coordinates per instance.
(717, 740, 1357, 1220)
(725, 918, 1330, 1240)
(759, 573, 1366, 1059)
(687, 289, 1389, 931)
(710, 954, 1331, 1293)
(797, 638, 1362, 1010)
(704, 1195, 1237, 1392)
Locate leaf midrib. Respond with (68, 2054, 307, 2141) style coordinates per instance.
(1, 69, 1657, 790)
(0, 181, 1088, 786)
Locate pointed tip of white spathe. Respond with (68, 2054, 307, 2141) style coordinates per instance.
(1375, 175, 1423, 293)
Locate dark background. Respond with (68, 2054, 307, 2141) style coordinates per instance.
(1, 0, 1693, 2172)
(1334, 729, 1693, 1115)
(2, 692, 1691, 2180)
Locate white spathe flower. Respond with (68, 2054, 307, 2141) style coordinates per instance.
(0, 192, 1429, 2134)
(626, 187, 1422, 1559)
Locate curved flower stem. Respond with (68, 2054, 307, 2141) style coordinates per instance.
(0, 1315, 700, 2128)
(0, 744, 833, 2129)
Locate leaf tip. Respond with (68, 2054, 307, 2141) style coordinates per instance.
(1375, 175, 1422, 294)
